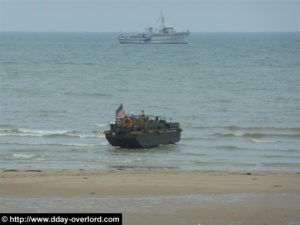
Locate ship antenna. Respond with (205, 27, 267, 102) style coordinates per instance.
(160, 12, 165, 28)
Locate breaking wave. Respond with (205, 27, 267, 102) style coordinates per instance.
(215, 132, 264, 138)
(188, 125, 300, 132)
(252, 139, 278, 143)
(0, 128, 104, 138)
(95, 123, 110, 128)
(0, 141, 107, 147)
(215, 132, 300, 139)
(12, 153, 39, 159)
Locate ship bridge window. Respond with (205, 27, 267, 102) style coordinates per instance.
(165, 27, 175, 33)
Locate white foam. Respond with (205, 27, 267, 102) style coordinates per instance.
(252, 139, 278, 143)
(0, 128, 74, 136)
(0, 128, 104, 139)
(78, 134, 105, 138)
(95, 123, 109, 128)
(19, 128, 72, 135)
(233, 133, 244, 137)
(12, 153, 37, 158)
(0, 141, 108, 147)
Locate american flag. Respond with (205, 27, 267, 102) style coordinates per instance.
(115, 103, 125, 124)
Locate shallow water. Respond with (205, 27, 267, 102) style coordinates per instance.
(0, 32, 299, 171)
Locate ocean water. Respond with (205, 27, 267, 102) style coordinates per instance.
(0, 32, 299, 171)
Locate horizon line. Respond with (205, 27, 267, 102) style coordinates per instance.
(1, 31, 299, 34)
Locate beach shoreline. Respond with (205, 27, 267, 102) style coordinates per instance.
(1, 169, 299, 225)
(1, 169, 299, 196)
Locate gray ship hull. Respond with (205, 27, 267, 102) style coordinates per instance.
(105, 130, 181, 148)
(147, 33, 189, 44)
(119, 32, 189, 44)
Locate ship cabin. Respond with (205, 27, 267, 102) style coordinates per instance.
(161, 26, 176, 34)
(110, 114, 180, 134)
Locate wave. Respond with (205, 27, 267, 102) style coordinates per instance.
(1, 61, 18, 65)
(188, 125, 300, 132)
(224, 126, 300, 132)
(215, 132, 300, 139)
(12, 153, 39, 159)
(285, 149, 300, 153)
(215, 145, 248, 151)
(261, 162, 300, 168)
(0, 128, 104, 139)
(263, 154, 300, 159)
(56, 62, 97, 66)
(181, 137, 200, 141)
(192, 161, 262, 167)
(62, 91, 112, 98)
(215, 132, 264, 138)
(192, 161, 300, 168)
(252, 139, 278, 143)
(206, 145, 300, 153)
(95, 123, 110, 128)
(0, 124, 16, 128)
(0, 141, 107, 147)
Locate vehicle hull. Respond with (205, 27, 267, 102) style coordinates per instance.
(105, 130, 181, 148)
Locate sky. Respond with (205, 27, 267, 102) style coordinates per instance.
(0, 0, 299, 32)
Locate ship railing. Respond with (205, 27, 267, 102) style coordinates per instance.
(111, 114, 175, 124)
(144, 114, 177, 123)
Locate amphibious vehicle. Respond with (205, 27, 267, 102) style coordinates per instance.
(104, 115, 182, 148)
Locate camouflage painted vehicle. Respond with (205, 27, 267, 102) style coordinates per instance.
(104, 115, 182, 148)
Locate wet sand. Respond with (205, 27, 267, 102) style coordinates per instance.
(0, 169, 299, 225)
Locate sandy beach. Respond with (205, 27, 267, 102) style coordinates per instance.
(1, 169, 299, 225)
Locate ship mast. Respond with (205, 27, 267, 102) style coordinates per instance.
(160, 12, 165, 29)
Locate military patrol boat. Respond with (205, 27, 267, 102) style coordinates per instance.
(119, 13, 189, 44)
(104, 105, 182, 148)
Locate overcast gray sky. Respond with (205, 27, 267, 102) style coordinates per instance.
(0, 0, 299, 32)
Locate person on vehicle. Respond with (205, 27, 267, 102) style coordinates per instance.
(139, 110, 145, 117)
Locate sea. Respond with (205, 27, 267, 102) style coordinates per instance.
(0, 32, 299, 171)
